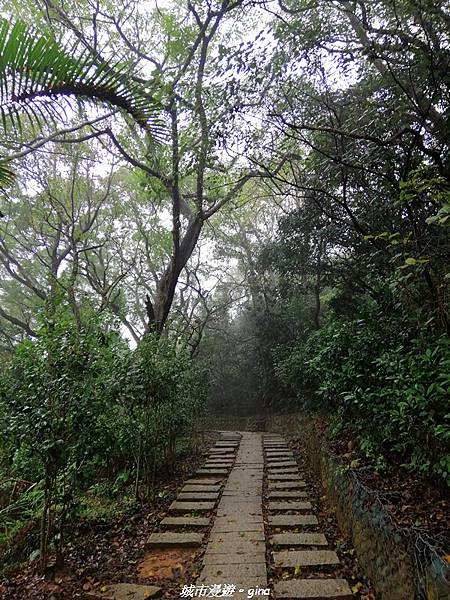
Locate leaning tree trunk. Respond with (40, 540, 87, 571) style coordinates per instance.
(146, 217, 203, 335)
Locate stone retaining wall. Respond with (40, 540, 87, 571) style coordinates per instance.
(265, 413, 450, 600)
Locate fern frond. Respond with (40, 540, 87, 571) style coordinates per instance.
(0, 18, 164, 138)
(0, 160, 15, 192)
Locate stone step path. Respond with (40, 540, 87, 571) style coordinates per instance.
(149, 431, 241, 548)
(263, 433, 353, 599)
(92, 431, 355, 599)
(198, 432, 267, 599)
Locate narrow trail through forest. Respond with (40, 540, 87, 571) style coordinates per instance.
(89, 432, 355, 600)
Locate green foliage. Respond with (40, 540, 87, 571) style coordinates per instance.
(0, 307, 207, 565)
(107, 331, 207, 482)
(0, 161, 15, 191)
(0, 16, 164, 194)
(263, 147, 449, 486)
(0, 17, 162, 134)
(275, 296, 450, 484)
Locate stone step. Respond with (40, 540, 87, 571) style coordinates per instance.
(265, 444, 290, 447)
(219, 498, 262, 509)
(207, 455, 234, 459)
(268, 468, 300, 474)
(86, 583, 162, 599)
(208, 455, 235, 460)
(268, 490, 308, 499)
(181, 484, 221, 493)
(274, 578, 352, 599)
(169, 501, 215, 513)
(214, 443, 239, 448)
(269, 481, 307, 490)
(266, 454, 294, 460)
(211, 517, 265, 533)
(160, 516, 210, 528)
(273, 550, 340, 568)
(203, 551, 266, 565)
(217, 505, 263, 518)
(196, 469, 228, 476)
(268, 501, 312, 511)
(269, 514, 318, 527)
(146, 532, 203, 547)
(268, 474, 302, 481)
(264, 445, 289, 449)
(177, 492, 219, 501)
(265, 461, 297, 467)
(185, 477, 223, 485)
(225, 488, 262, 495)
(270, 532, 328, 547)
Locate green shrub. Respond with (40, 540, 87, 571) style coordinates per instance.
(0, 308, 207, 567)
(275, 298, 450, 484)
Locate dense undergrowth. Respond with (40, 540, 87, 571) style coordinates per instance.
(265, 168, 450, 487)
(275, 300, 450, 485)
(0, 308, 207, 570)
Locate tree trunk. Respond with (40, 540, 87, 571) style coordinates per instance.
(147, 217, 203, 334)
